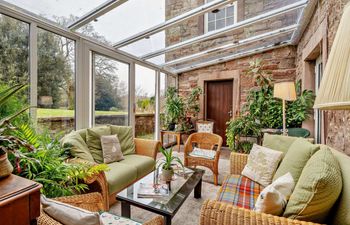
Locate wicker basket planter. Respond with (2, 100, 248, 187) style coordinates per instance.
(0, 153, 13, 179)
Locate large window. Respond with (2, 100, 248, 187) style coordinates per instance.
(0, 13, 29, 124)
(37, 28, 76, 133)
(93, 53, 129, 126)
(206, 1, 237, 32)
(135, 64, 156, 139)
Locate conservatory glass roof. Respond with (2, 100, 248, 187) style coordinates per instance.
(3, 0, 310, 74)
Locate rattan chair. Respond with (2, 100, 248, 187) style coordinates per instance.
(184, 132, 223, 185)
(38, 192, 164, 225)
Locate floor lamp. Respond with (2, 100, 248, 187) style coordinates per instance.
(274, 81, 297, 136)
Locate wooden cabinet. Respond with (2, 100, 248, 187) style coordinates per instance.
(0, 175, 42, 225)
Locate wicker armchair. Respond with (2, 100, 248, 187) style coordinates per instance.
(184, 132, 223, 185)
(199, 152, 321, 225)
(38, 192, 164, 225)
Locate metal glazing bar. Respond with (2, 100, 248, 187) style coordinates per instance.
(113, 0, 234, 48)
(68, 0, 128, 30)
(141, 0, 308, 60)
(174, 42, 291, 73)
(162, 24, 297, 67)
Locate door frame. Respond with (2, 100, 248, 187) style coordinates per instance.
(198, 70, 240, 121)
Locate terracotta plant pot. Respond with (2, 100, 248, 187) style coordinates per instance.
(0, 153, 13, 179)
(161, 168, 174, 182)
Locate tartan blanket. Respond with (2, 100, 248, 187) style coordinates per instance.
(216, 175, 263, 209)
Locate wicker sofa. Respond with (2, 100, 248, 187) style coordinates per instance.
(38, 192, 164, 225)
(63, 126, 161, 209)
(200, 135, 350, 225)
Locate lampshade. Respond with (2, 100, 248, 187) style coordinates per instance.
(313, 3, 350, 110)
(273, 81, 297, 101)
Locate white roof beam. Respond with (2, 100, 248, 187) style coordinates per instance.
(162, 24, 297, 67)
(68, 0, 128, 30)
(141, 0, 308, 60)
(113, 0, 234, 48)
(173, 42, 291, 74)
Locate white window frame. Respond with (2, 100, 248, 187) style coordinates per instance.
(314, 55, 323, 144)
(204, 1, 238, 33)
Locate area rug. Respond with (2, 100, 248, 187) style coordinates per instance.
(109, 147, 231, 225)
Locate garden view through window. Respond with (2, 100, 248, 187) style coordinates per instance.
(93, 53, 129, 127)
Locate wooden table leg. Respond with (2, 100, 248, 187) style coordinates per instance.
(160, 132, 164, 148)
(121, 201, 131, 218)
(176, 133, 181, 152)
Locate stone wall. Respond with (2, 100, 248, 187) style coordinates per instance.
(178, 46, 296, 111)
(295, 0, 350, 155)
(38, 114, 155, 136)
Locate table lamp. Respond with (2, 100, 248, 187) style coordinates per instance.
(274, 81, 297, 136)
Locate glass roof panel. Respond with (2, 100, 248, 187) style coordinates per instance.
(4, 0, 107, 24)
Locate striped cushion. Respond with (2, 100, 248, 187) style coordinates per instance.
(216, 175, 263, 209)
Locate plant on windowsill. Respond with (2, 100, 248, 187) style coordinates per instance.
(157, 147, 184, 182)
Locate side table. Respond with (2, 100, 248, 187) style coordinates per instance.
(0, 174, 42, 225)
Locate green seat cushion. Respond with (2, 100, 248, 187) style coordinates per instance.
(273, 138, 320, 182)
(109, 125, 135, 156)
(283, 147, 342, 223)
(61, 131, 94, 162)
(105, 162, 137, 194)
(118, 155, 155, 178)
(262, 133, 298, 154)
(86, 126, 111, 163)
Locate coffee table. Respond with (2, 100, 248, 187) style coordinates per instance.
(116, 168, 204, 225)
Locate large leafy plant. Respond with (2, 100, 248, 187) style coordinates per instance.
(0, 84, 108, 198)
(164, 87, 185, 128)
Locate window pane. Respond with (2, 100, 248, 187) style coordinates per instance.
(37, 29, 75, 134)
(226, 17, 234, 26)
(216, 19, 225, 29)
(93, 54, 129, 127)
(0, 13, 29, 124)
(208, 21, 215, 32)
(227, 6, 234, 16)
(216, 9, 225, 20)
(135, 64, 156, 139)
(208, 12, 215, 22)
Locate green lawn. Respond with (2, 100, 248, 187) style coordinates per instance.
(37, 108, 127, 118)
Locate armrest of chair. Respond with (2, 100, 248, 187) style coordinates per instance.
(143, 216, 164, 225)
(200, 200, 321, 225)
(230, 152, 248, 175)
(134, 138, 161, 160)
(66, 158, 109, 210)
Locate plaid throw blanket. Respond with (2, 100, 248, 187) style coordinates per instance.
(216, 175, 263, 209)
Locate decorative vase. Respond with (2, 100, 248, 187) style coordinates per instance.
(161, 168, 174, 182)
(0, 153, 13, 179)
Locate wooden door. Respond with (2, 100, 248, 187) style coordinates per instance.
(206, 80, 233, 146)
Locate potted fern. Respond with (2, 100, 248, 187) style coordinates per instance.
(157, 147, 184, 182)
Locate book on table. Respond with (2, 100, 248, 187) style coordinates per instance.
(137, 183, 170, 198)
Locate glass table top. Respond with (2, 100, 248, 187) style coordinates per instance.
(116, 168, 204, 216)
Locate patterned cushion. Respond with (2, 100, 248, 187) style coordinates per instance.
(197, 122, 214, 133)
(216, 175, 263, 209)
(189, 147, 216, 159)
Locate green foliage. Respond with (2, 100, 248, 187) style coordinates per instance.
(164, 87, 185, 127)
(226, 59, 315, 152)
(184, 87, 202, 117)
(237, 141, 254, 154)
(226, 115, 261, 151)
(9, 126, 109, 198)
(157, 147, 183, 171)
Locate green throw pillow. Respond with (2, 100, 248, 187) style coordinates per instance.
(109, 125, 135, 156)
(61, 131, 94, 162)
(283, 147, 342, 223)
(86, 126, 111, 163)
(273, 138, 320, 182)
(262, 133, 298, 154)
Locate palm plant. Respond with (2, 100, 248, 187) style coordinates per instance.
(157, 147, 184, 181)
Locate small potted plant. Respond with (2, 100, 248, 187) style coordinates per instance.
(157, 147, 184, 182)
